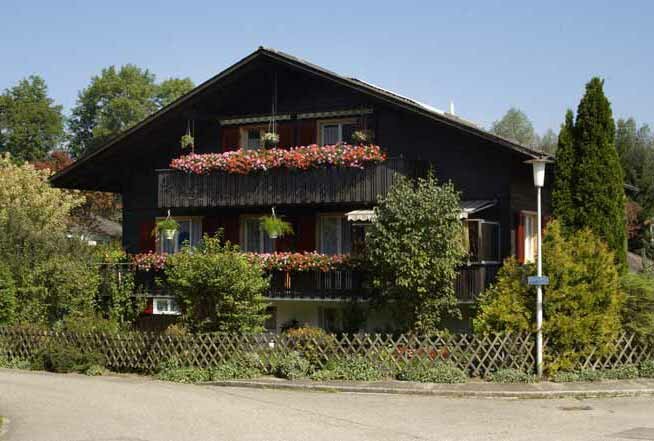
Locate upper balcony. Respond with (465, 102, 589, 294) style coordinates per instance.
(157, 157, 415, 208)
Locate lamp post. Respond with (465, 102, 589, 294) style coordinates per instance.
(525, 157, 551, 378)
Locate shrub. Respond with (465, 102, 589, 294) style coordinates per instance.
(163, 323, 189, 337)
(0, 355, 31, 370)
(397, 360, 467, 384)
(312, 356, 388, 382)
(210, 360, 261, 381)
(164, 234, 269, 333)
(366, 173, 467, 333)
(488, 369, 535, 384)
(0, 262, 16, 325)
(84, 364, 107, 376)
(476, 221, 624, 373)
(577, 369, 604, 382)
(602, 365, 639, 380)
(639, 360, 654, 378)
(550, 371, 580, 383)
(284, 327, 337, 368)
(274, 351, 310, 380)
(31, 341, 105, 373)
(156, 367, 212, 383)
(620, 272, 654, 344)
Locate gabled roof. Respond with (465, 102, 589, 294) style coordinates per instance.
(51, 47, 548, 187)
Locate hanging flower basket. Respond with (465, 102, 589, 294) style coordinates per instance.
(260, 215, 293, 239)
(262, 132, 279, 149)
(351, 130, 369, 145)
(155, 218, 179, 240)
(180, 133, 194, 150)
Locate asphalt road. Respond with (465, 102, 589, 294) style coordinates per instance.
(1, 369, 654, 441)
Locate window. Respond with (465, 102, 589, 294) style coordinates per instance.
(318, 215, 352, 255)
(152, 297, 181, 315)
(465, 219, 500, 263)
(158, 217, 202, 254)
(240, 126, 267, 150)
(242, 217, 274, 253)
(318, 118, 357, 145)
(523, 212, 538, 263)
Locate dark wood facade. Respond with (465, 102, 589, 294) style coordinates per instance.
(51, 48, 551, 309)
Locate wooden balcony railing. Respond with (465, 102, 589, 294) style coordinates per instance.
(157, 158, 414, 208)
(455, 263, 500, 303)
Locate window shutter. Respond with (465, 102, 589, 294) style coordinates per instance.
(296, 215, 316, 251)
(298, 120, 317, 146)
(143, 298, 153, 315)
(222, 215, 240, 245)
(139, 220, 156, 252)
(277, 123, 294, 148)
(516, 213, 525, 264)
(220, 126, 240, 152)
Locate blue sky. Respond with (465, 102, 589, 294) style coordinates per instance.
(2, 0, 652, 134)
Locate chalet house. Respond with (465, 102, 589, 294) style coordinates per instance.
(51, 47, 551, 333)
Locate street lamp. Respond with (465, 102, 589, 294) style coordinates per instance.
(525, 157, 552, 378)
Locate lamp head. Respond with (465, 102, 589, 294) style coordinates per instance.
(525, 158, 552, 188)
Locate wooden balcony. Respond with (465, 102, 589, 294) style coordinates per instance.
(157, 158, 414, 208)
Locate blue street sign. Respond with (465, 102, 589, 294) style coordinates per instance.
(528, 276, 549, 286)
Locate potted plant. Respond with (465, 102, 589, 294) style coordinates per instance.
(180, 133, 194, 150)
(260, 215, 293, 239)
(351, 130, 369, 145)
(156, 218, 180, 240)
(262, 132, 279, 149)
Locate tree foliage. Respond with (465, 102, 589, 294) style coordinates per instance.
(67, 65, 194, 158)
(475, 220, 624, 373)
(164, 234, 269, 333)
(0, 76, 64, 162)
(552, 78, 626, 268)
(620, 272, 654, 344)
(490, 108, 538, 148)
(366, 173, 466, 333)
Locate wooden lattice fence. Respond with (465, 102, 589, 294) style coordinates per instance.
(0, 329, 651, 376)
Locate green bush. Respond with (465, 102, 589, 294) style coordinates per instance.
(274, 351, 310, 380)
(366, 173, 467, 333)
(31, 341, 105, 373)
(284, 327, 337, 368)
(576, 369, 604, 382)
(210, 360, 261, 381)
(550, 371, 580, 383)
(488, 369, 535, 384)
(397, 360, 467, 384)
(164, 234, 269, 333)
(476, 221, 624, 374)
(156, 367, 212, 383)
(602, 365, 639, 380)
(0, 355, 31, 370)
(312, 356, 388, 382)
(621, 272, 654, 344)
(639, 360, 654, 378)
(84, 364, 107, 376)
(0, 262, 16, 325)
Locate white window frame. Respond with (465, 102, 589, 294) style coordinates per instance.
(523, 211, 538, 264)
(318, 214, 343, 255)
(156, 216, 203, 254)
(317, 118, 357, 145)
(152, 297, 181, 315)
(239, 124, 268, 150)
(465, 219, 501, 265)
(240, 215, 275, 253)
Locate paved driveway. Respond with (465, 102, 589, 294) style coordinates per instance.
(1, 369, 654, 441)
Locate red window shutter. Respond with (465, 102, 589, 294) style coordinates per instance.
(277, 123, 294, 149)
(220, 126, 240, 152)
(139, 220, 156, 252)
(298, 120, 317, 146)
(143, 298, 153, 315)
(516, 213, 525, 264)
(296, 215, 316, 251)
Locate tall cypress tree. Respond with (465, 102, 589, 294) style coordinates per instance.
(552, 110, 576, 227)
(555, 78, 626, 267)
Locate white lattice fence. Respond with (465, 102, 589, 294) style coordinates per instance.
(0, 328, 651, 376)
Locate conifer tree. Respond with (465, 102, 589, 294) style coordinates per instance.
(552, 110, 576, 227)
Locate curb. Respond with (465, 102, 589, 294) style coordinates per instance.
(205, 380, 654, 399)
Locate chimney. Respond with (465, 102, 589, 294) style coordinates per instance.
(449, 101, 455, 115)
